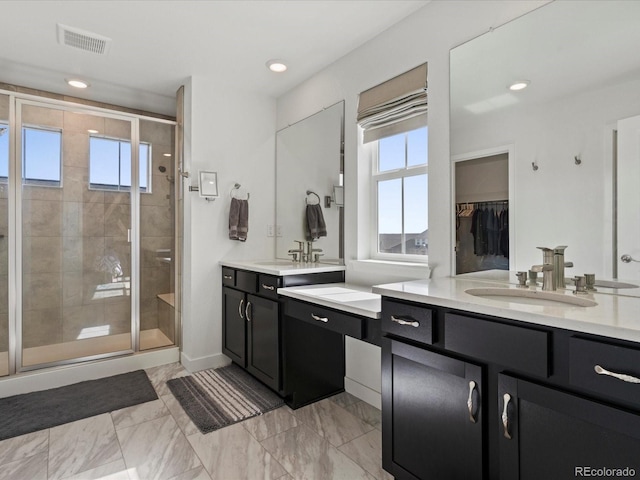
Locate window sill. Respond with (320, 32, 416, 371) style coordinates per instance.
(349, 259, 431, 279)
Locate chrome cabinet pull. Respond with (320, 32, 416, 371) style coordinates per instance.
(595, 365, 640, 384)
(390, 315, 419, 328)
(238, 299, 245, 319)
(311, 313, 329, 323)
(245, 301, 252, 322)
(262, 284, 275, 291)
(224, 274, 233, 280)
(467, 381, 477, 423)
(502, 393, 512, 439)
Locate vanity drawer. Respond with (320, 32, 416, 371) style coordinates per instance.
(285, 299, 364, 339)
(236, 270, 257, 293)
(381, 298, 434, 345)
(222, 267, 235, 287)
(444, 313, 550, 378)
(258, 274, 281, 300)
(569, 337, 640, 406)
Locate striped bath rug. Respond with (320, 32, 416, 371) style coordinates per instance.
(166, 363, 284, 434)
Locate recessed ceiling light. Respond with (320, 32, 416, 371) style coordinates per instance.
(509, 80, 530, 91)
(266, 59, 287, 73)
(87, 129, 99, 134)
(66, 78, 90, 89)
(163, 153, 172, 157)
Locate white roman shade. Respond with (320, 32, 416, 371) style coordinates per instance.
(357, 63, 428, 143)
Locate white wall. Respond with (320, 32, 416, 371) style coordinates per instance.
(452, 75, 640, 278)
(275, 0, 547, 404)
(181, 76, 276, 371)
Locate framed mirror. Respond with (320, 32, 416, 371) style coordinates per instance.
(275, 101, 344, 263)
(450, 1, 640, 281)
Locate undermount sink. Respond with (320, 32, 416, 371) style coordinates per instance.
(593, 279, 639, 289)
(465, 287, 598, 308)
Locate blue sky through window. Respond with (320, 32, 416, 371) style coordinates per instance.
(90, 137, 149, 191)
(377, 127, 428, 234)
(23, 127, 62, 183)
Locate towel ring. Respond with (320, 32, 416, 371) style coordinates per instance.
(230, 183, 250, 200)
(305, 190, 321, 205)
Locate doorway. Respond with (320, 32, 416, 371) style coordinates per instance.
(454, 152, 511, 275)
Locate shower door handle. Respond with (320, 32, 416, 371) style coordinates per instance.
(127, 229, 131, 243)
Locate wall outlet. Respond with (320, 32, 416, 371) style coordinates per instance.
(276, 225, 283, 237)
(267, 224, 275, 237)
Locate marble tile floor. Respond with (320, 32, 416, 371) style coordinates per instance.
(0, 363, 392, 480)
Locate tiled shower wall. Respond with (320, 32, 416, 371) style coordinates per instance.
(139, 119, 175, 339)
(18, 106, 175, 349)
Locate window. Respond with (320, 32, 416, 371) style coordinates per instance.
(374, 126, 428, 257)
(22, 126, 62, 186)
(89, 136, 150, 192)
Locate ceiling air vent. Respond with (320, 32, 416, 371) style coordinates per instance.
(57, 24, 112, 55)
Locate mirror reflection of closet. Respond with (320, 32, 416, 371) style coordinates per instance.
(455, 153, 510, 274)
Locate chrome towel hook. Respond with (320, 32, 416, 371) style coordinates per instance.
(230, 183, 250, 200)
(305, 190, 321, 205)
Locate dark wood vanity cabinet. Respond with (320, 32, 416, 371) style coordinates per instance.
(221, 266, 345, 395)
(381, 298, 640, 480)
(498, 374, 640, 480)
(222, 269, 280, 391)
(382, 338, 484, 480)
(282, 298, 377, 409)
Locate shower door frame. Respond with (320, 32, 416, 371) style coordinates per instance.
(2, 89, 178, 374)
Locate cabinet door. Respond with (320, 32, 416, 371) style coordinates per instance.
(382, 339, 485, 480)
(498, 374, 640, 480)
(222, 287, 246, 366)
(246, 294, 280, 391)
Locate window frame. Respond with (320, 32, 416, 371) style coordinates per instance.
(88, 134, 152, 193)
(20, 124, 63, 188)
(371, 128, 428, 262)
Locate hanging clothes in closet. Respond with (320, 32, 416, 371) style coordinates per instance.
(467, 201, 508, 257)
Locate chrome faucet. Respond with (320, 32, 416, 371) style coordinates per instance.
(532, 247, 555, 291)
(552, 246, 573, 289)
(307, 241, 323, 262)
(287, 240, 305, 262)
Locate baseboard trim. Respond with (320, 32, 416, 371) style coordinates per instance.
(345, 376, 381, 409)
(180, 351, 231, 373)
(0, 347, 179, 399)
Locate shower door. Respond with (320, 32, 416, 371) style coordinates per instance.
(17, 100, 136, 369)
(0, 94, 8, 376)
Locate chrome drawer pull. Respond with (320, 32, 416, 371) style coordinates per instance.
(238, 299, 245, 319)
(502, 393, 512, 439)
(262, 284, 275, 291)
(390, 315, 419, 328)
(594, 365, 640, 384)
(224, 275, 233, 280)
(311, 313, 329, 323)
(467, 381, 477, 423)
(245, 302, 252, 322)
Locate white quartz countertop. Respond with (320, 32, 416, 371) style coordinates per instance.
(220, 259, 346, 276)
(372, 277, 640, 344)
(457, 269, 640, 297)
(278, 283, 381, 319)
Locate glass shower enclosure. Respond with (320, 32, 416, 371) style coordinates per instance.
(0, 92, 178, 374)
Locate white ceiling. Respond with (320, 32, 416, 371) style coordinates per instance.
(0, 0, 429, 115)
